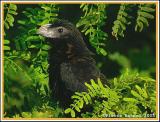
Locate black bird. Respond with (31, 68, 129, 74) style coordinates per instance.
(38, 19, 107, 106)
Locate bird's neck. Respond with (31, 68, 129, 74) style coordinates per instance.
(49, 38, 93, 64)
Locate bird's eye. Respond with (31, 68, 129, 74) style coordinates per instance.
(58, 28, 63, 33)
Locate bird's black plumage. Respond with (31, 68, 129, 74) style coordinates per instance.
(38, 19, 108, 106)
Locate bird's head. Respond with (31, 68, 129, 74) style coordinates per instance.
(37, 19, 85, 43)
(38, 19, 94, 58)
(38, 19, 77, 40)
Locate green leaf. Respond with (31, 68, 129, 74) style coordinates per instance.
(7, 14, 14, 22)
(123, 98, 139, 103)
(75, 92, 83, 97)
(80, 4, 85, 9)
(131, 90, 143, 101)
(28, 45, 36, 48)
(119, 16, 127, 24)
(140, 77, 155, 82)
(71, 104, 80, 112)
(7, 14, 14, 26)
(99, 48, 107, 56)
(119, 21, 126, 30)
(83, 95, 89, 105)
(26, 36, 41, 42)
(41, 6, 51, 11)
(10, 4, 17, 11)
(138, 11, 154, 19)
(90, 79, 99, 90)
(85, 29, 93, 35)
(70, 109, 75, 117)
(41, 45, 51, 50)
(141, 89, 148, 99)
(4, 40, 10, 44)
(135, 85, 148, 98)
(71, 95, 81, 100)
(17, 20, 26, 25)
(119, 11, 128, 17)
(85, 82, 92, 90)
(85, 82, 96, 96)
(138, 16, 149, 26)
(136, 21, 144, 32)
(135, 25, 138, 32)
(141, 7, 155, 12)
(4, 46, 10, 50)
(78, 99, 84, 108)
(88, 89, 95, 97)
(4, 22, 9, 29)
(39, 19, 50, 26)
(9, 10, 18, 15)
(75, 106, 80, 112)
(64, 108, 72, 114)
(97, 78, 105, 89)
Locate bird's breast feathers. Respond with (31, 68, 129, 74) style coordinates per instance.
(60, 59, 101, 92)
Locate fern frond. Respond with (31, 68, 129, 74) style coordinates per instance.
(112, 4, 132, 40)
(4, 4, 17, 30)
(65, 69, 156, 118)
(4, 40, 10, 51)
(4, 4, 17, 50)
(135, 4, 155, 32)
(15, 4, 58, 51)
(77, 4, 108, 56)
(65, 78, 120, 117)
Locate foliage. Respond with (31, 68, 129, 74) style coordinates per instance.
(77, 4, 108, 56)
(4, 4, 60, 118)
(109, 52, 131, 70)
(3, 3, 156, 118)
(112, 4, 132, 40)
(4, 4, 18, 30)
(15, 4, 58, 51)
(112, 4, 155, 40)
(65, 70, 156, 118)
(135, 4, 155, 32)
(12, 102, 64, 118)
(4, 4, 18, 50)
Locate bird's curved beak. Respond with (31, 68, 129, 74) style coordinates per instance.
(37, 24, 53, 38)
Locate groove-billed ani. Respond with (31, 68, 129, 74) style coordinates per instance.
(38, 19, 108, 106)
